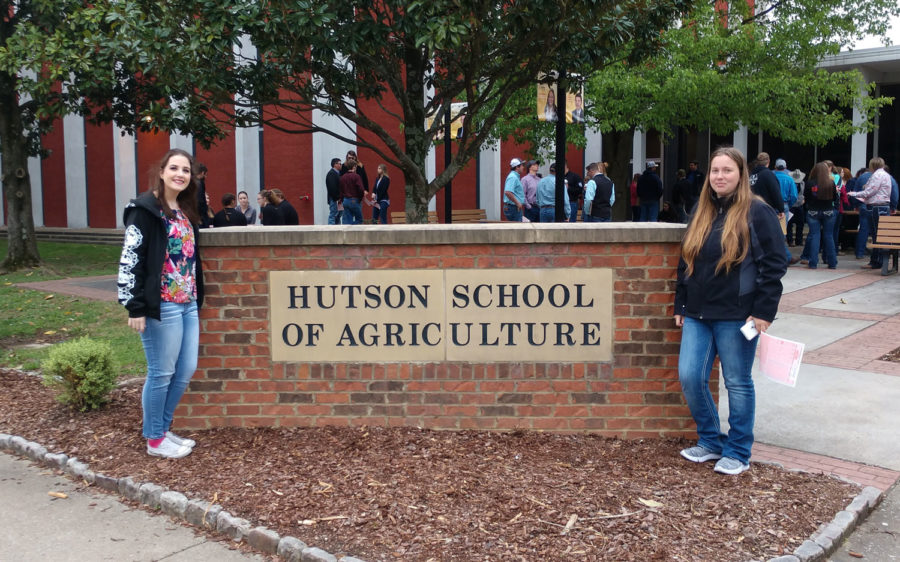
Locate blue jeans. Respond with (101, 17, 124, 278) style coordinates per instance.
(833, 212, 843, 252)
(524, 206, 540, 223)
(539, 207, 556, 222)
(328, 200, 342, 225)
(806, 210, 837, 268)
(870, 205, 891, 266)
(639, 201, 659, 222)
(679, 317, 758, 463)
(569, 201, 579, 222)
(140, 301, 199, 439)
(372, 200, 390, 224)
(503, 202, 522, 222)
(856, 205, 873, 258)
(342, 198, 363, 224)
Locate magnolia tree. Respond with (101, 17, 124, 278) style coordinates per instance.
(0, 0, 231, 270)
(131, 0, 694, 223)
(492, 0, 899, 219)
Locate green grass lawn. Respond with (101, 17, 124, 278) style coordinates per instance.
(0, 240, 146, 376)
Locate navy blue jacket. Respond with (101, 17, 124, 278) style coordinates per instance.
(675, 198, 787, 322)
(118, 193, 204, 320)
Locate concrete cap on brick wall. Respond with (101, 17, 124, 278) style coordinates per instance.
(200, 223, 686, 247)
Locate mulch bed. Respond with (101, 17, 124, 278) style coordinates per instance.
(0, 368, 859, 561)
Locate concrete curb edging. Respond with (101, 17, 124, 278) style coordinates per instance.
(0, 432, 367, 562)
(755, 461, 885, 562)
(0, 432, 883, 562)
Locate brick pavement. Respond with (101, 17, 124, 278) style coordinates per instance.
(752, 442, 900, 491)
(753, 265, 900, 489)
(15, 274, 117, 303)
(779, 269, 900, 376)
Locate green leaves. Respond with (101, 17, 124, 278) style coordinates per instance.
(582, 0, 899, 143)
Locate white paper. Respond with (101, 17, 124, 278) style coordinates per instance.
(758, 332, 804, 387)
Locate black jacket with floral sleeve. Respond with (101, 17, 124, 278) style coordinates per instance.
(117, 193, 204, 320)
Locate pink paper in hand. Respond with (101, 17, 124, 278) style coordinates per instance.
(758, 332, 805, 387)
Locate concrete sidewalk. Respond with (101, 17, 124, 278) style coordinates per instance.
(0, 452, 264, 561)
(739, 252, 900, 559)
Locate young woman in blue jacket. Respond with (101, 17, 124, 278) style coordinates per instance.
(674, 146, 788, 475)
(118, 149, 204, 459)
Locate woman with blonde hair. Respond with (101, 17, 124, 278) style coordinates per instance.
(674, 146, 788, 475)
(372, 164, 391, 224)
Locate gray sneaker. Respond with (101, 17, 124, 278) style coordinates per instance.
(713, 457, 750, 475)
(165, 431, 196, 448)
(680, 445, 723, 463)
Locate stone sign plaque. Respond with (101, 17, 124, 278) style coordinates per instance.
(269, 269, 612, 363)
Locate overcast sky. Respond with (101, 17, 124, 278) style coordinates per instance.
(852, 15, 900, 50)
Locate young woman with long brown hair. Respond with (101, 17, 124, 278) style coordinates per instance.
(674, 146, 788, 475)
(118, 149, 204, 459)
(803, 162, 839, 269)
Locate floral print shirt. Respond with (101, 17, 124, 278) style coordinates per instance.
(160, 209, 197, 303)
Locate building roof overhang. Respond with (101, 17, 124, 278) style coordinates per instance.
(820, 45, 900, 85)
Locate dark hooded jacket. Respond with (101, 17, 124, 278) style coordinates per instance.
(118, 192, 204, 320)
(675, 198, 787, 322)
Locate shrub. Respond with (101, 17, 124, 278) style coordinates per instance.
(41, 338, 117, 412)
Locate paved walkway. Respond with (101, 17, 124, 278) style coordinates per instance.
(7, 252, 900, 559)
(16, 274, 118, 303)
(0, 453, 265, 562)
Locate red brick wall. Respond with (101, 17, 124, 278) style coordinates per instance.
(182, 227, 699, 439)
(40, 122, 68, 227)
(85, 122, 116, 228)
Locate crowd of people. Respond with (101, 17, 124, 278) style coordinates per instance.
(741, 152, 897, 271)
(327, 150, 392, 225)
(188, 147, 897, 243)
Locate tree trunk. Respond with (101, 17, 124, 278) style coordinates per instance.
(0, 70, 41, 270)
(603, 130, 634, 222)
(402, 52, 434, 224)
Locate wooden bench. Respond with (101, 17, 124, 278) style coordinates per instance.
(390, 210, 438, 224)
(450, 209, 487, 223)
(869, 215, 900, 275)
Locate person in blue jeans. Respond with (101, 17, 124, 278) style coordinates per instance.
(674, 147, 788, 476)
(803, 162, 840, 269)
(118, 149, 203, 459)
(848, 158, 895, 270)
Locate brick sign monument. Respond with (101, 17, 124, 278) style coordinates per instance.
(183, 223, 696, 438)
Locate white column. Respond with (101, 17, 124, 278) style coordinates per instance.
(113, 127, 138, 228)
(16, 71, 43, 227)
(312, 111, 355, 224)
(426, 147, 437, 213)
(585, 126, 603, 164)
(234, 35, 262, 204)
(170, 132, 192, 152)
(733, 125, 748, 158)
(479, 145, 501, 221)
(632, 130, 646, 178)
(27, 155, 43, 227)
(851, 79, 872, 172)
(63, 113, 88, 228)
(425, 85, 437, 213)
(234, 126, 261, 197)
